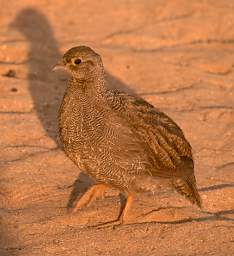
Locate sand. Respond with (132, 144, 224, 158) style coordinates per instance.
(0, 1, 233, 255)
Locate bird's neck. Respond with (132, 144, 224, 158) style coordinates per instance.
(68, 74, 107, 100)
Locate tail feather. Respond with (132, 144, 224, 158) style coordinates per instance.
(173, 176, 202, 208)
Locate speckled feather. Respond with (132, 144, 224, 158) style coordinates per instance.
(58, 46, 202, 207)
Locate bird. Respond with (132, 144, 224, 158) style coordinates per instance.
(54, 45, 202, 226)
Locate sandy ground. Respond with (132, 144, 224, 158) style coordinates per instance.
(0, 0, 234, 255)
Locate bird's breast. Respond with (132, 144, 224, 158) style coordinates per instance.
(58, 93, 109, 156)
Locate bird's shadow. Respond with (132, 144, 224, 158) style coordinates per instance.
(199, 183, 234, 192)
(66, 173, 94, 209)
(134, 208, 234, 226)
(10, 8, 136, 211)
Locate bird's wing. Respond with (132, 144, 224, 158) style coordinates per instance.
(105, 89, 193, 177)
(103, 114, 157, 176)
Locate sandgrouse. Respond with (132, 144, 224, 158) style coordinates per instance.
(54, 46, 201, 225)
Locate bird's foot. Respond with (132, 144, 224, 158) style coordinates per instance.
(90, 218, 124, 229)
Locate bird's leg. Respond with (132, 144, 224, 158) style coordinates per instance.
(93, 193, 134, 228)
(71, 183, 107, 213)
(117, 193, 133, 224)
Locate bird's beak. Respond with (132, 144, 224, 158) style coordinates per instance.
(52, 61, 65, 71)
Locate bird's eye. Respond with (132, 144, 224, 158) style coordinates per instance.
(74, 58, 81, 65)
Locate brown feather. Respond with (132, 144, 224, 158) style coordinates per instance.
(57, 46, 202, 210)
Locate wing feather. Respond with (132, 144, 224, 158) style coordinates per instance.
(106, 89, 193, 177)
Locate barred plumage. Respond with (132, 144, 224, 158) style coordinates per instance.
(55, 46, 202, 225)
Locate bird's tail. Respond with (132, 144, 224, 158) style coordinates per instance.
(172, 175, 202, 208)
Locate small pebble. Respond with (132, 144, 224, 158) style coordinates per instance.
(10, 87, 18, 92)
(3, 69, 17, 78)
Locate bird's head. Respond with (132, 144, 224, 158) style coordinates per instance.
(53, 46, 103, 80)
